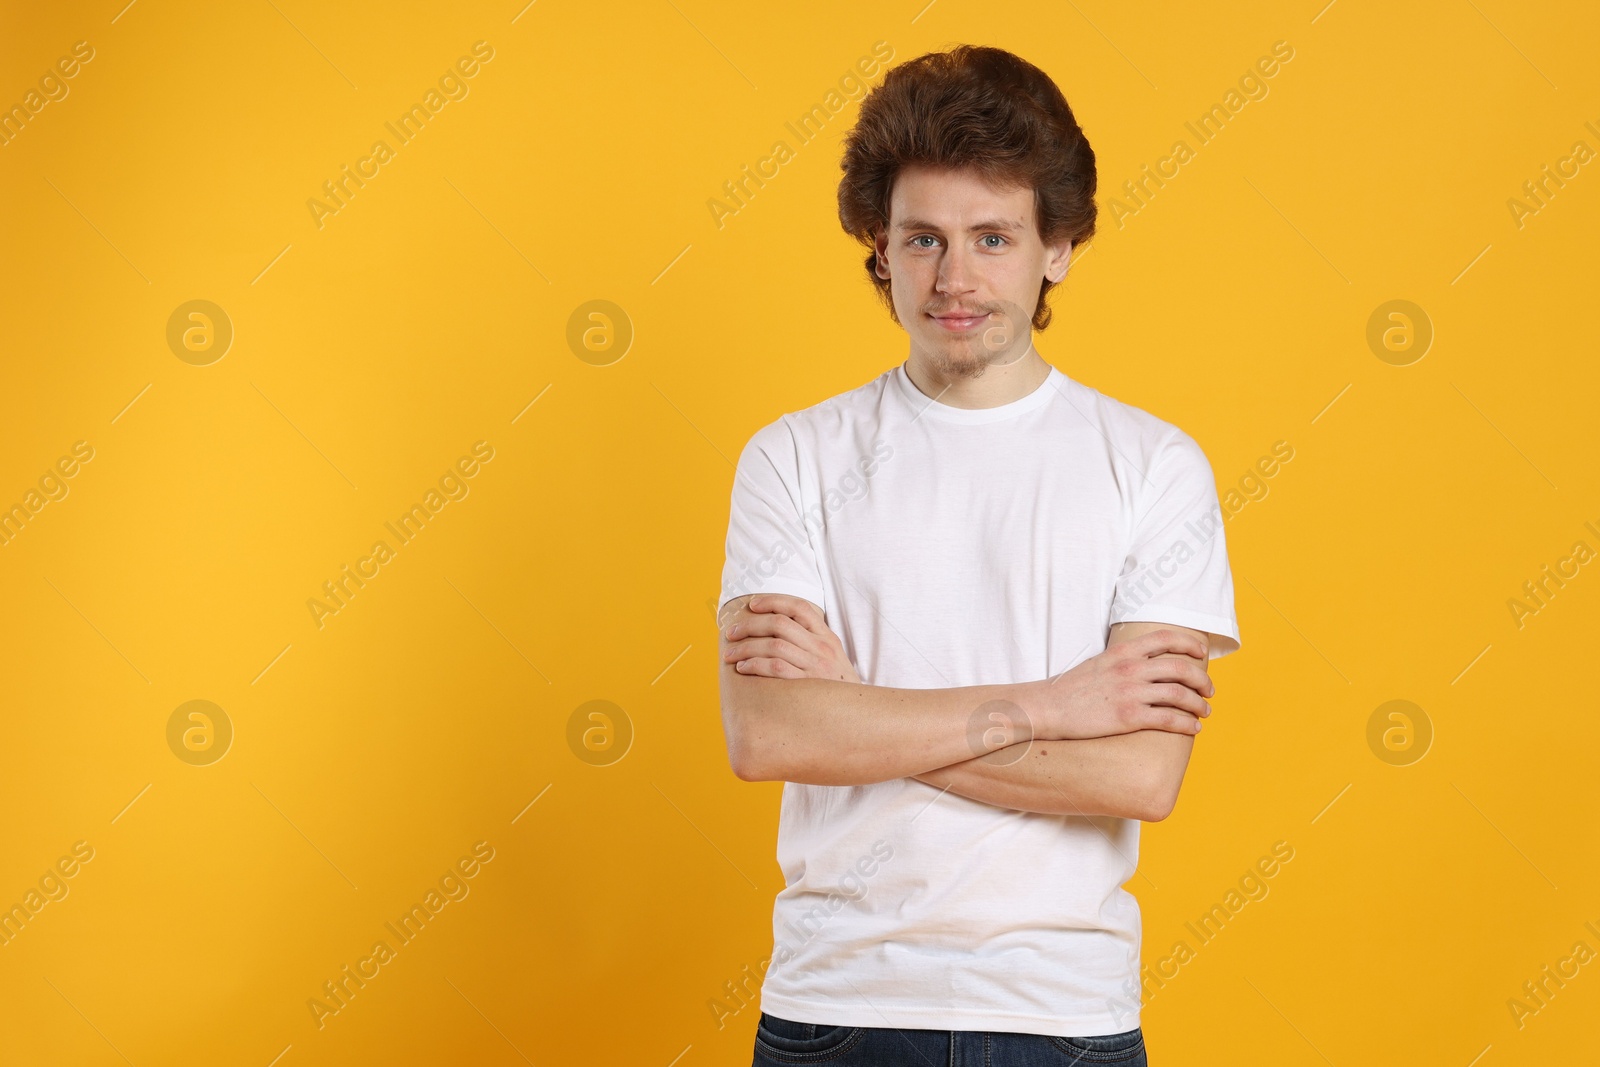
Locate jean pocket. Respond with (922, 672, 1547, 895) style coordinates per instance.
(754, 1013, 865, 1063)
(1047, 1027, 1146, 1063)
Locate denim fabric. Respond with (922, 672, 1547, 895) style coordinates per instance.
(752, 1012, 1147, 1066)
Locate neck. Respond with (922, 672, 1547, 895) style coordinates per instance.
(903, 344, 1052, 410)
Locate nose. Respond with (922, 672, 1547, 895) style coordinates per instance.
(937, 244, 975, 296)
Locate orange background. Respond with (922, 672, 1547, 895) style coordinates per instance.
(1, 1, 1597, 1064)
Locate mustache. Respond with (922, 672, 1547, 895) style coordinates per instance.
(923, 302, 1000, 315)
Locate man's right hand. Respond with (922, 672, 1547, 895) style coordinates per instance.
(1028, 628, 1215, 740)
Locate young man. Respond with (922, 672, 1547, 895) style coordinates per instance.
(717, 44, 1240, 1066)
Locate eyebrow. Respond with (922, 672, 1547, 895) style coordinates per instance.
(894, 217, 1025, 234)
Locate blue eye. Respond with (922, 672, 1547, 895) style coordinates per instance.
(911, 235, 937, 248)
(982, 234, 1007, 248)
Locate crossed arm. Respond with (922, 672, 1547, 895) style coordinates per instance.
(908, 698, 1195, 819)
(717, 593, 1215, 822)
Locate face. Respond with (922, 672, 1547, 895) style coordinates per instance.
(874, 164, 1072, 381)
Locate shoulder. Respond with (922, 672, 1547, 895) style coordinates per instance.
(1055, 375, 1210, 473)
(739, 367, 897, 453)
(1055, 377, 1220, 517)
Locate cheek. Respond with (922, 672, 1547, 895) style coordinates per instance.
(884, 266, 920, 311)
(891, 255, 939, 300)
(992, 255, 1036, 292)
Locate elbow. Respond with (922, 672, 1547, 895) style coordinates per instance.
(722, 705, 775, 782)
(1138, 775, 1182, 822)
(721, 673, 808, 782)
(730, 742, 787, 783)
(1140, 796, 1176, 823)
(724, 723, 759, 781)
(727, 739, 766, 782)
(1132, 732, 1194, 822)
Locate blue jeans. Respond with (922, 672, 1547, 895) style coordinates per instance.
(752, 1012, 1148, 1065)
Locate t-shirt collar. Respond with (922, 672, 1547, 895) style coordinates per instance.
(892, 359, 1064, 424)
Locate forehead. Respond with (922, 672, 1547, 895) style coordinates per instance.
(888, 164, 1035, 230)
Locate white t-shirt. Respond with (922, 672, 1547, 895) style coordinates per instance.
(718, 359, 1241, 1037)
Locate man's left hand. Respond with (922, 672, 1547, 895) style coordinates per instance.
(721, 594, 862, 684)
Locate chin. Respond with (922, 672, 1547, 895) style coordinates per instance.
(927, 349, 994, 379)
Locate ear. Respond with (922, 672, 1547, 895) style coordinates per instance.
(1045, 240, 1073, 283)
(873, 227, 891, 280)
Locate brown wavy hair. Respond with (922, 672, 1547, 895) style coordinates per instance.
(837, 44, 1097, 331)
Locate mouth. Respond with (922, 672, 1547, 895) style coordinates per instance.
(929, 311, 990, 332)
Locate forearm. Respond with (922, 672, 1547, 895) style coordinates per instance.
(912, 729, 1195, 821)
(724, 673, 1045, 786)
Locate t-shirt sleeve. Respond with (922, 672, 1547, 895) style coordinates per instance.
(1107, 429, 1242, 659)
(719, 417, 828, 616)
